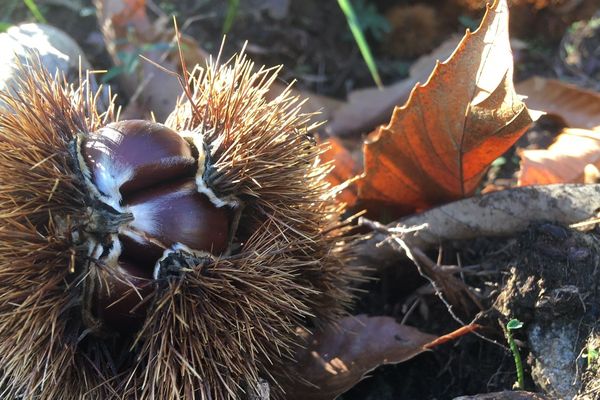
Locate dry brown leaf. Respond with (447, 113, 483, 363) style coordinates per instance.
(356, 0, 531, 215)
(357, 184, 600, 266)
(283, 316, 479, 400)
(283, 315, 436, 400)
(519, 128, 600, 186)
(326, 35, 462, 137)
(516, 77, 600, 130)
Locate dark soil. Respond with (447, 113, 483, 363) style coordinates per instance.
(171, 0, 582, 98)
(341, 240, 520, 399)
(493, 223, 600, 399)
(6, 0, 573, 105)
(342, 222, 600, 399)
(171, 0, 408, 98)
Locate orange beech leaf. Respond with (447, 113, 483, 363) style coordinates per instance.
(516, 77, 600, 130)
(519, 128, 600, 186)
(283, 315, 436, 400)
(357, 0, 531, 215)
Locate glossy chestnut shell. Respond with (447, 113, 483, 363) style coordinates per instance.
(82, 120, 231, 333)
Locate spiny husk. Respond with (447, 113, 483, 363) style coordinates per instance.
(0, 61, 120, 398)
(0, 55, 359, 399)
(165, 55, 357, 322)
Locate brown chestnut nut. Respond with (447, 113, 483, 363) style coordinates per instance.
(83, 120, 197, 199)
(82, 120, 232, 333)
(125, 178, 230, 256)
(94, 260, 154, 334)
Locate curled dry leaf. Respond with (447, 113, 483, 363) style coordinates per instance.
(283, 315, 436, 400)
(357, 184, 600, 264)
(284, 316, 479, 400)
(357, 0, 531, 216)
(516, 76, 600, 130)
(519, 128, 600, 186)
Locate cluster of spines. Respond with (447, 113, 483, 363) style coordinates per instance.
(0, 60, 119, 398)
(0, 54, 358, 399)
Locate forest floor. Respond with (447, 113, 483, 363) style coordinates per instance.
(3, 0, 600, 398)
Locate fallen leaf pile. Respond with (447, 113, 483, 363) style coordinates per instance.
(324, 9, 600, 218)
(512, 78, 600, 187)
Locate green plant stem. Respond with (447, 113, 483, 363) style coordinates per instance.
(23, 0, 46, 23)
(337, 0, 383, 88)
(506, 325, 525, 389)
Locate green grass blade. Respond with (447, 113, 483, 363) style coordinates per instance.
(23, 0, 47, 23)
(337, 0, 383, 88)
(223, 0, 240, 34)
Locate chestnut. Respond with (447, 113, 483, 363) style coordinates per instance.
(81, 120, 232, 333)
(94, 260, 154, 334)
(83, 120, 197, 199)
